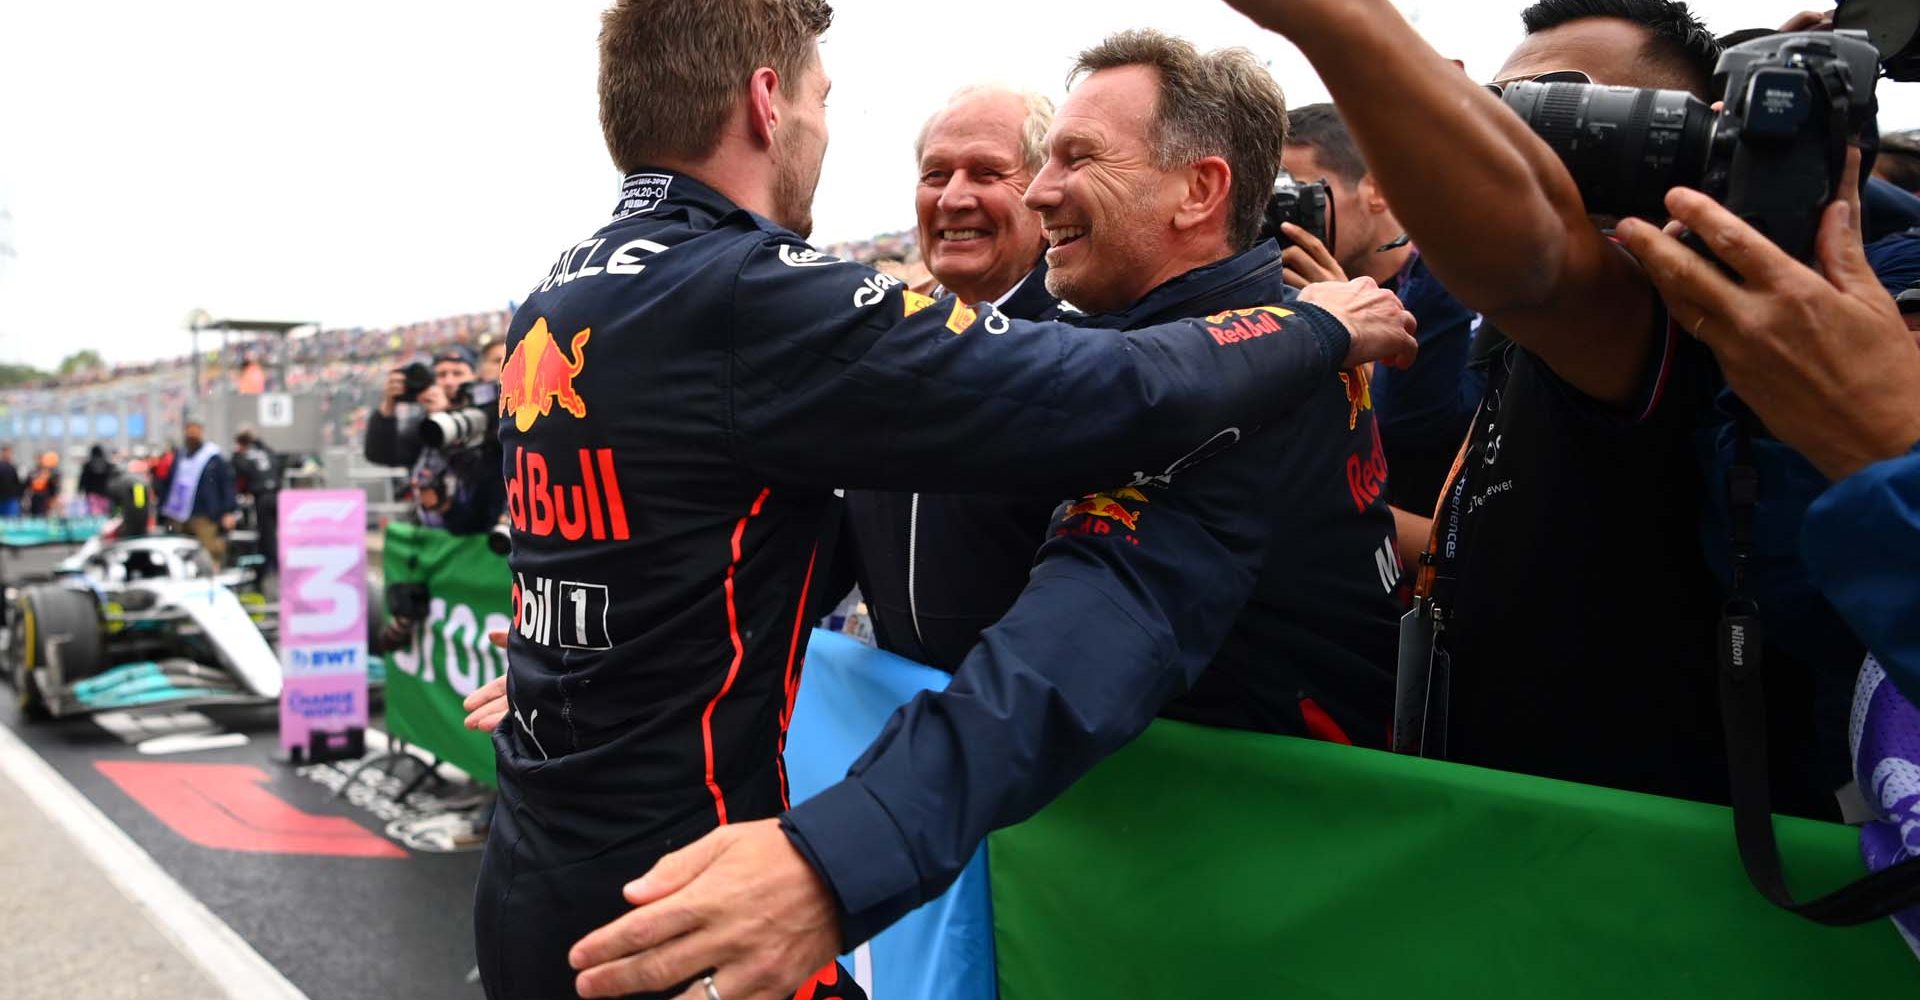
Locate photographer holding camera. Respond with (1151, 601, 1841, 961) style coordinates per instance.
(364, 344, 505, 534)
(1221, 0, 1887, 816)
(1619, 156, 1920, 703)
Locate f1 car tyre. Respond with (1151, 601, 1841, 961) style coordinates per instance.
(10, 587, 104, 720)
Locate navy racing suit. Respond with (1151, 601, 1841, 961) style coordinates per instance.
(780, 241, 1403, 946)
(476, 169, 1358, 999)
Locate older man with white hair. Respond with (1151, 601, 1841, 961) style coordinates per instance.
(839, 84, 1066, 671)
(912, 85, 1056, 310)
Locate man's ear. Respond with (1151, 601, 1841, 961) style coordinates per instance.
(1357, 173, 1390, 216)
(1171, 156, 1232, 233)
(746, 67, 781, 149)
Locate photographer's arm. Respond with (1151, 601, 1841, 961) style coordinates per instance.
(1224, 0, 1659, 407)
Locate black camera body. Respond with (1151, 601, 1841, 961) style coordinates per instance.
(396, 361, 434, 404)
(1503, 30, 1880, 262)
(1836, 0, 1920, 82)
(1261, 168, 1338, 255)
(419, 379, 500, 453)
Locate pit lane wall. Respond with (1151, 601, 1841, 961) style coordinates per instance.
(788, 629, 1918, 999)
(380, 523, 508, 786)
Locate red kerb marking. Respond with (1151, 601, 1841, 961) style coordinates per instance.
(95, 761, 404, 858)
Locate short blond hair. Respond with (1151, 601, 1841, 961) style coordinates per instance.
(598, 0, 834, 172)
(914, 85, 1055, 176)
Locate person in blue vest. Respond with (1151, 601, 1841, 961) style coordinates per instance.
(156, 418, 236, 566)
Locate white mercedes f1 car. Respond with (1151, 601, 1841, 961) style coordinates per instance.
(4, 534, 281, 720)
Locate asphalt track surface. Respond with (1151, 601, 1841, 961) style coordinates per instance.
(3, 547, 489, 1000)
(3, 701, 490, 1000)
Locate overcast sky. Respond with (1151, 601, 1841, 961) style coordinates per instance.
(1, 0, 1914, 370)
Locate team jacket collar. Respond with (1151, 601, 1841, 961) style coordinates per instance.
(1087, 240, 1291, 329)
(998, 256, 1060, 319)
(610, 168, 743, 225)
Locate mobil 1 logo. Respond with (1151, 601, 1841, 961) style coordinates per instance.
(513, 573, 612, 650)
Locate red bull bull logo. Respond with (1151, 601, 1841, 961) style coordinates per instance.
(1338, 367, 1374, 431)
(1062, 486, 1149, 531)
(499, 318, 592, 432)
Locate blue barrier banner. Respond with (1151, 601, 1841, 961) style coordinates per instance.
(784, 629, 996, 1000)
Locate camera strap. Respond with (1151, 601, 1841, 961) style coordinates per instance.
(1395, 398, 1486, 758)
(1719, 417, 1920, 924)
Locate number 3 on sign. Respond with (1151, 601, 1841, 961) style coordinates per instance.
(286, 546, 360, 636)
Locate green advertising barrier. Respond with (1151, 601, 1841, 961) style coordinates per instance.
(381, 522, 510, 786)
(989, 720, 1916, 998)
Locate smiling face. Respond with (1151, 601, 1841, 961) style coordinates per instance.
(1024, 65, 1181, 313)
(915, 92, 1046, 304)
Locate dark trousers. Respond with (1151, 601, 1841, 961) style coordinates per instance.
(255, 501, 279, 575)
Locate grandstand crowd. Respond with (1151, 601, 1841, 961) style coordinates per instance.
(0, 230, 934, 469)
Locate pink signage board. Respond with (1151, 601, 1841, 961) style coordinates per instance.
(278, 490, 369, 760)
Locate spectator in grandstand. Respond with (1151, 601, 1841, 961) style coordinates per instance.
(837, 85, 1062, 671)
(157, 418, 237, 566)
(78, 444, 115, 516)
(235, 356, 267, 395)
(23, 451, 61, 517)
(1280, 102, 1484, 544)
(232, 426, 280, 577)
(0, 445, 21, 517)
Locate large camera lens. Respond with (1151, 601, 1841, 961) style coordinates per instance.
(420, 408, 491, 450)
(1501, 81, 1717, 219)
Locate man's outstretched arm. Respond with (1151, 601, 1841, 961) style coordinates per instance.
(566, 434, 1290, 1000)
(1223, 0, 1661, 407)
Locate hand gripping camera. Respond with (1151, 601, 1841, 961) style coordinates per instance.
(1500, 29, 1882, 262)
(1261, 168, 1337, 254)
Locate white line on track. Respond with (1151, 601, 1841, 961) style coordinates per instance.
(0, 721, 310, 1000)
